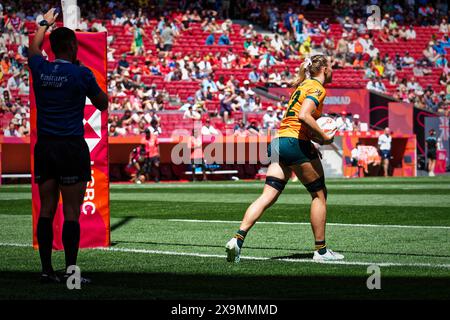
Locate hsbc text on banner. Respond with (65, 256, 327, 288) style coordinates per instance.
(30, 32, 110, 249)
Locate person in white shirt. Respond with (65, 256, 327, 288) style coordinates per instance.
(201, 118, 219, 135)
(351, 142, 363, 177)
(366, 78, 377, 91)
(198, 58, 212, 74)
(374, 78, 386, 93)
(402, 52, 415, 67)
(183, 105, 201, 120)
(247, 41, 260, 57)
(352, 114, 362, 132)
(405, 25, 416, 40)
(335, 111, 353, 131)
(270, 34, 284, 52)
(262, 107, 279, 130)
(18, 76, 29, 95)
(6, 73, 19, 90)
(240, 80, 254, 96)
(4, 122, 21, 137)
(378, 127, 392, 177)
(366, 44, 379, 59)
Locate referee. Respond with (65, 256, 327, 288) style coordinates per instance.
(29, 8, 108, 283)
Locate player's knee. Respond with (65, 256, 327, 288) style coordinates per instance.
(265, 176, 287, 192)
(304, 176, 326, 196)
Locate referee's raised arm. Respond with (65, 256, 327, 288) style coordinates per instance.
(28, 9, 58, 58)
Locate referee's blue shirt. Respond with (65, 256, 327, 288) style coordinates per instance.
(28, 55, 101, 137)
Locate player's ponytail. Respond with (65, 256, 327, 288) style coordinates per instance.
(291, 55, 329, 88)
(291, 58, 311, 88)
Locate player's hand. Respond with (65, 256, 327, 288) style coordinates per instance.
(43, 8, 59, 25)
(320, 135, 334, 145)
(320, 128, 337, 145)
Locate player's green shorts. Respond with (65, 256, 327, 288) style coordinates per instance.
(268, 137, 318, 166)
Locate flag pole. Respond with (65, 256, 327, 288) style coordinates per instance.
(61, 0, 79, 30)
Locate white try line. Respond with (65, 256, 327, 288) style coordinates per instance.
(1, 242, 450, 269)
(167, 219, 450, 230)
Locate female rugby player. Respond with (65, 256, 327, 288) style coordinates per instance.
(226, 55, 344, 262)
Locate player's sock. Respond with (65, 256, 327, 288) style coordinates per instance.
(37, 217, 54, 274)
(62, 221, 80, 272)
(234, 229, 247, 248)
(315, 240, 327, 255)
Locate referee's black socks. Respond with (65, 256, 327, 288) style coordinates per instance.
(37, 217, 54, 274)
(62, 220, 80, 272)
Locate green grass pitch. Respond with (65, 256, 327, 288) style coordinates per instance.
(0, 176, 449, 300)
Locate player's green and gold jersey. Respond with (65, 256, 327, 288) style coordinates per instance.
(277, 78, 326, 140)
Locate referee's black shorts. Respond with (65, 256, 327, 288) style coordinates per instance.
(34, 135, 91, 185)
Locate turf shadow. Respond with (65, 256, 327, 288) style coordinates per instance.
(110, 216, 135, 232)
(271, 253, 314, 260)
(110, 239, 305, 251)
(1, 271, 450, 300)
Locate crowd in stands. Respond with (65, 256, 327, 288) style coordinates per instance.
(0, 0, 449, 137)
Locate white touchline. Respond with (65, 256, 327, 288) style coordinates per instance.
(167, 219, 450, 230)
(1, 242, 450, 269)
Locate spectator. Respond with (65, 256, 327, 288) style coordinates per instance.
(424, 90, 438, 112)
(246, 40, 260, 57)
(402, 52, 415, 67)
(4, 122, 20, 137)
(218, 31, 231, 45)
(405, 25, 416, 40)
(161, 22, 174, 51)
(246, 120, 260, 136)
(258, 50, 279, 69)
(205, 33, 215, 45)
(18, 74, 29, 95)
(233, 119, 249, 137)
(183, 104, 202, 120)
(180, 96, 195, 111)
(351, 114, 362, 132)
(118, 54, 130, 73)
(374, 77, 387, 93)
(220, 88, 237, 123)
(262, 107, 278, 130)
(435, 55, 448, 68)
(148, 118, 162, 136)
(201, 118, 219, 135)
(6, 72, 19, 90)
(201, 74, 218, 93)
(248, 66, 261, 83)
(336, 111, 353, 131)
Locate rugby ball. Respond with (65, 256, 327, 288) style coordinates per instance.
(316, 117, 337, 137)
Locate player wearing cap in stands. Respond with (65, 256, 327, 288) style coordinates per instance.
(335, 110, 352, 131)
(226, 55, 344, 262)
(28, 9, 108, 283)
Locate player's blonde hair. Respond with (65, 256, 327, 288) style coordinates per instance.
(291, 55, 328, 88)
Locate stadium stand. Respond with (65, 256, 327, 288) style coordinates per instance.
(0, 0, 449, 138)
